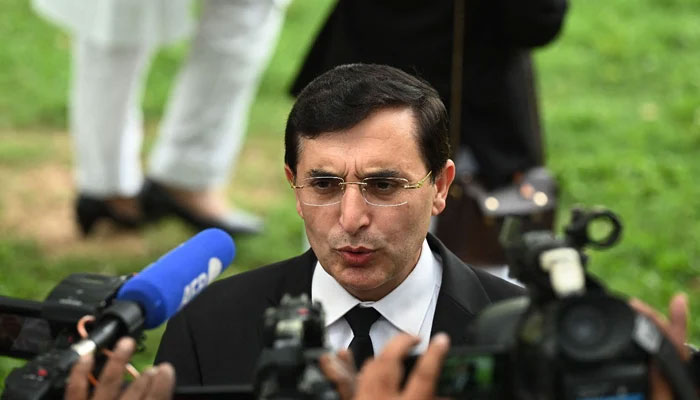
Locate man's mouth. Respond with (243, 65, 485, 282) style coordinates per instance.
(337, 246, 375, 265)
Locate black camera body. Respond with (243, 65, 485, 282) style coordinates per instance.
(254, 294, 338, 400)
(437, 208, 698, 400)
(1, 273, 141, 400)
(450, 289, 650, 400)
(0, 273, 128, 360)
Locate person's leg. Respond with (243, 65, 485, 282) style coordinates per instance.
(145, 0, 287, 232)
(71, 38, 154, 231)
(72, 38, 153, 197)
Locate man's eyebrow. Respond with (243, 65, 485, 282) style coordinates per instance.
(362, 169, 402, 179)
(308, 168, 341, 178)
(305, 168, 403, 178)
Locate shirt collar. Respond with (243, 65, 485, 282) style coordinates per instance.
(312, 239, 439, 336)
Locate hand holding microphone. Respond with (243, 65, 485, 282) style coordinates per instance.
(65, 338, 175, 400)
(2, 229, 235, 400)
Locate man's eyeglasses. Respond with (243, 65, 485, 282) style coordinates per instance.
(291, 171, 432, 207)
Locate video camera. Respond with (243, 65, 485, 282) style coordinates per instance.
(0, 273, 129, 361)
(254, 294, 338, 400)
(174, 294, 339, 400)
(1, 229, 235, 400)
(434, 207, 699, 400)
(1, 273, 149, 400)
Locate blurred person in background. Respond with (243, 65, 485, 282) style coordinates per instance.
(31, 0, 290, 237)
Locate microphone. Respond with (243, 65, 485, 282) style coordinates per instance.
(117, 227, 235, 329)
(82, 228, 236, 349)
(2, 229, 235, 400)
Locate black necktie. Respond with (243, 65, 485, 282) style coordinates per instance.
(344, 306, 381, 368)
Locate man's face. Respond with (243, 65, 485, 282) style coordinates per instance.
(285, 107, 455, 301)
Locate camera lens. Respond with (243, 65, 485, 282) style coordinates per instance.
(561, 305, 606, 347)
(557, 296, 634, 362)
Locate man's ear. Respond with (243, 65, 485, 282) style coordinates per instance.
(432, 159, 456, 216)
(285, 165, 304, 218)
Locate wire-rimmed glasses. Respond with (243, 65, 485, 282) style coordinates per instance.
(291, 171, 432, 207)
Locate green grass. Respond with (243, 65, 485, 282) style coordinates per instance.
(537, 0, 700, 314)
(1, 0, 699, 389)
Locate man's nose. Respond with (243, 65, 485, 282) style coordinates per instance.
(338, 184, 370, 234)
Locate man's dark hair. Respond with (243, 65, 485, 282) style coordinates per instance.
(285, 63, 450, 182)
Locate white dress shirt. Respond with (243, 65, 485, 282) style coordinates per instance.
(312, 239, 442, 354)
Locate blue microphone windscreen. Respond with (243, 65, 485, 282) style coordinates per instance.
(117, 228, 235, 329)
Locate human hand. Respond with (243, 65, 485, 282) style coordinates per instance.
(65, 337, 175, 400)
(629, 293, 692, 400)
(352, 333, 450, 400)
(319, 348, 357, 400)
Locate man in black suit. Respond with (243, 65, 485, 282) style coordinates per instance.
(154, 63, 524, 386)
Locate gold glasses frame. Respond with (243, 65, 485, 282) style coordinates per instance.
(290, 170, 433, 207)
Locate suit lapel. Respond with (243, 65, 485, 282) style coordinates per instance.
(428, 233, 494, 346)
(278, 248, 317, 298)
(256, 248, 318, 341)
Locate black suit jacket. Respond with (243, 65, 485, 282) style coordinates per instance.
(154, 233, 524, 386)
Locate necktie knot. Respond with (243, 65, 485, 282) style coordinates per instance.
(344, 306, 381, 336)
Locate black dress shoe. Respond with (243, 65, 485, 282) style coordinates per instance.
(75, 195, 143, 236)
(140, 179, 263, 236)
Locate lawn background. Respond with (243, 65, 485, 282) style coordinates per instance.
(1, 0, 699, 387)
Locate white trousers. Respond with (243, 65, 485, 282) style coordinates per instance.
(71, 0, 286, 197)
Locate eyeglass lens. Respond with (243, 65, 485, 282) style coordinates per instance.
(300, 177, 409, 206)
